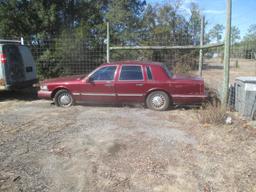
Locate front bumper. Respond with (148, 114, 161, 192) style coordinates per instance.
(38, 90, 52, 99)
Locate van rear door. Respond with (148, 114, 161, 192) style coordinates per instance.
(3, 45, 25, 85)
(18, 45, 36, 81)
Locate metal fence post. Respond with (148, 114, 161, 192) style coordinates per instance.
(107, 22, 110, 63)
(20, 37, 24, 45)
(222, 0, 232, 110)
(198, 15, 205, 77)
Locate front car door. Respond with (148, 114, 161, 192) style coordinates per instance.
(115, 65, 146, 103)
(81, 65, 117, 103)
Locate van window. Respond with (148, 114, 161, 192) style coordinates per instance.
(3, 45, 25, 81)
(4, 45, 23, 66)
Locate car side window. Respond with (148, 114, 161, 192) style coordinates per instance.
(162, 64, 173, 78)
(119, 65, 143, 80)
(90, 66, 116, 81)
(146, 66, 153, 80)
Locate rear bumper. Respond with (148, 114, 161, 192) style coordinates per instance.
(38, 90, 52, 99)
(6, 79, 38, 90)
(202, 93, 208, 100)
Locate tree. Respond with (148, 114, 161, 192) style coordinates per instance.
(208, 24, 224, 43)
(0, 0, 205, 78)
(0, 0, 109, 38)
(142, 3, 189, 45)
(138, 2, 199, 70)
(188, 2, 201, 45)
(231, 26, 240, 44)
(244, 24, 256, 41)
(240, 24, 256, 59)
(106, 0, 146, 45)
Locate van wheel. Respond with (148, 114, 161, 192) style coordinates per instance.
(146, 91, 170, 111)
(54, 89, 74, 107)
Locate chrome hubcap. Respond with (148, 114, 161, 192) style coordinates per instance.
(151, 95, 165, 108)
(59, 93, 71, 106)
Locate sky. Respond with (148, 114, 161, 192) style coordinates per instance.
(147, 0, 256, 38)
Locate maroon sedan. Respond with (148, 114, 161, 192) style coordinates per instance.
(38, 61, 207, 111)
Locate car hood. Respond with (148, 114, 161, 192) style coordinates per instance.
(42, 74, 86, 84)
(172, 74, 203, 81)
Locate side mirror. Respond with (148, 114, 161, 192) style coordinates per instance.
(86, 77, 93, 83)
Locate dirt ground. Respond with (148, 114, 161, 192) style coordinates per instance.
(0, 89, 256, 192)
(1, 59, 256, 192)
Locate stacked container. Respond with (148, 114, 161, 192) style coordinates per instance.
(235, 76, 256, 119)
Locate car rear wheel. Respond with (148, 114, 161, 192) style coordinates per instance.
(54, 89, 74, 107)
(146, 91, 170, 111)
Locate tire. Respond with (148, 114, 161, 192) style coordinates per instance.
(54, 89, 74, 107)
(252, 111, 256, 120)
(146, 91, 170, 111)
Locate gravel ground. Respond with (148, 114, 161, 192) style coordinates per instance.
(0, 90, 256, 192)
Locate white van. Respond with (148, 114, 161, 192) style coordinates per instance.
(0, 39, 37, 90)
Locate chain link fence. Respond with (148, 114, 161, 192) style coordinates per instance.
(23, 33, 256, 111)
(26, 36, 106, 79)
(2, 35, 254, 111)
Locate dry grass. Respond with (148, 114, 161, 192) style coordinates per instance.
(197, 104, 227, 125)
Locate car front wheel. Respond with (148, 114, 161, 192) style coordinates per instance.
(54, 89, 74, 107)
(146, 91, 170, 111)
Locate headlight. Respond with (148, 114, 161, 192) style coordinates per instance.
(40, 85, 48, 91)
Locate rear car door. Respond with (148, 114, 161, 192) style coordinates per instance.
(81, 65, 117, 103)
(115, 65, 146, 102)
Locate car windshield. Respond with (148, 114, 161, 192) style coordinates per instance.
(162, 64, 173, 78)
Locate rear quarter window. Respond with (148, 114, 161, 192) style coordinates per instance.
(162, 64, 173, 78)
(146, 66, 153, 80)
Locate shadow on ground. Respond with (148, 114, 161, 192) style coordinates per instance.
(0, 88, 38, 102)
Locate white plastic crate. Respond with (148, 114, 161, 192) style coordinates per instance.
(235, 77, 256, 119)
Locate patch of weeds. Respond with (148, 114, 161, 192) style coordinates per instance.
(197, 104, 227, 125)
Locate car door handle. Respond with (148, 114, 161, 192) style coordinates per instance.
(136, 83, 144, 86)
(105, 84, 114, 87)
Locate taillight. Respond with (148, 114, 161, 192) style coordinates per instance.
(0, 54, 7, 64)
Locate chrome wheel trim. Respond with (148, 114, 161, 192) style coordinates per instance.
(58, 93, 72, 106)
(151, 94, 165, 109)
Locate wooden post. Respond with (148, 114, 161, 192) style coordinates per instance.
(199, 15, 205, 77)
(106, 22, 110, 63)
(222, 0, 232, 110)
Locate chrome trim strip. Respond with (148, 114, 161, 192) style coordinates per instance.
(117, 93, 143, 97)
(172, 94, 207, 98)
(73, 92, 144, 97)
(81, 93, 116, 96)
(39, 90, 52, 94)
